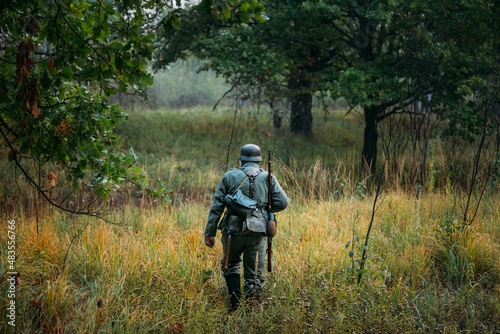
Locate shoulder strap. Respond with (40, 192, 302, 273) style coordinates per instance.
(241, 167, 263, 198)
(241, 167, 263, 177)
(231, 167, 260, 196)
(232, 175, 249, 195)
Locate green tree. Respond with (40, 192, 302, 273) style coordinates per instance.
(162, 0, 498, 172)
(157, 0, 344, 136)
(0, 0, 264, 216)
(333, 0, 498, 171)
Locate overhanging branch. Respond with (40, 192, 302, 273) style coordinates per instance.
(0, 124, 126, 226)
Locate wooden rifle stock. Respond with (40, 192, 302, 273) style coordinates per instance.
(224, 234, 231, 270)
(267, 237, 273, 272)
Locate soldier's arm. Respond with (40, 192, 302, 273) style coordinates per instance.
(271, 175, 289, 213)
(204, 176, 228, 237)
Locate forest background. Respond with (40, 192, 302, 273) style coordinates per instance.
(0, 0, 499, 333)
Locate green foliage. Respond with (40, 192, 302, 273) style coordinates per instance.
(0, 0, 163, 201)
(158, 0, 499, 164)
(346, 210, 374, 283)
(437, 211, 464, 238)
(156, 0, 344, 122)
(148, 179, 172, 207)
(433, 210, 499, 288)
(156, 0, 267, 68)
(337, 0, 498, 112)
(0, 0, 265, 207)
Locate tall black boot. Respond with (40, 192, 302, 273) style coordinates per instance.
(225, 274, 241, 311)
(244, 283, 263, 301)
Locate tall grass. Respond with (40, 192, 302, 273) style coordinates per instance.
(2, 189, 499, 333)
(1, 107, 500, 333)
(113, 106, 364, 203)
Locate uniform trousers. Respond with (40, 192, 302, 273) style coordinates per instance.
(220, 234, 267, 297)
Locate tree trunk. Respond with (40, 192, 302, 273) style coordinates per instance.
(269, 100, 282, 130)
(288, 76, 313, 135)
(362, 105, 379, 172)
(273, 109, 282, 130)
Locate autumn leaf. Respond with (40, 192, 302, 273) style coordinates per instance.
(17, 72, 41, 118)
(31, 299, 42, 309)
(30, 78, 41, 118)
(15, 40, 33, 84)
(48, 171, 56, 187)
(48, 58, 55, 71)
(167, 322, 184, 333)
(31, 103, 41, 118)
(54, 120, 72, 136)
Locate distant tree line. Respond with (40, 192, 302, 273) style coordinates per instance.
(156, 0, 499, 173)
(1, 0, 498, 212)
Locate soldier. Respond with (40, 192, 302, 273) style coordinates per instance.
(204, 144, 289, 311)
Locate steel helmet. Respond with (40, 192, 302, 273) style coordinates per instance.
(239, 144, 262, 162)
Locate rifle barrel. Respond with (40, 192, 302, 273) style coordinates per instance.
(268, 150, 271, 210)
(267, 150, 273, 272)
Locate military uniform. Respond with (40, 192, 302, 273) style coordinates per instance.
(204, 145, 289, 310)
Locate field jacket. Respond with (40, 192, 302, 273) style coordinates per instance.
(204, 162, 289, 237)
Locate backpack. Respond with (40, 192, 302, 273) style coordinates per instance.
(221, 167, 268, 235)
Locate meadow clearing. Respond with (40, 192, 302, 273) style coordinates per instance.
(1, 107, 499, 333)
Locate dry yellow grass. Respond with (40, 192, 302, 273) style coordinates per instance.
(2, 107, 500, 332)
(3, 186, 499, 332)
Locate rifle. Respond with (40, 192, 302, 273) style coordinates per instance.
(224, 234, 231, 270)
(267, 150, 277, 272)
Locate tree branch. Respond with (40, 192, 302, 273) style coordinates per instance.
(0, 125, 126, 226)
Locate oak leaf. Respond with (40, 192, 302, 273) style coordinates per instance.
(48, 171, 57, 187)
(15, 40, 33, 84)
(54, 120, 72, 136)
(31, 102, 41, 118)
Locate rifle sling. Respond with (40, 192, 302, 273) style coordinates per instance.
(232, 167, 262, 198)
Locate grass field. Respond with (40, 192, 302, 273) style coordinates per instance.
(1, 107, 499, 333)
